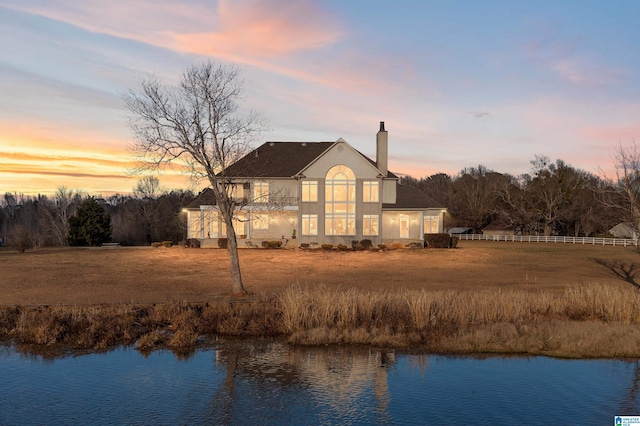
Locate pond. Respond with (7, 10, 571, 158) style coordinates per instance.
(2, 341, 638, 425)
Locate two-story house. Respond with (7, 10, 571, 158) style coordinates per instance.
(185, 122, 446, 247)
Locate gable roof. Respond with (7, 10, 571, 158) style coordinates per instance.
(185, 187, 217, 209)
(223, 141, 398, 179)
(383, 183, 444, 210)
(224, 142, 334, 178)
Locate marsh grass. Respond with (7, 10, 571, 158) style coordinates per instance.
(2, 283, 639, 357)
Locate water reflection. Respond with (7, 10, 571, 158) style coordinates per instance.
(2, 341, 639, 425)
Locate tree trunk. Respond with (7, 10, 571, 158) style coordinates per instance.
(223, 210, 246, 295)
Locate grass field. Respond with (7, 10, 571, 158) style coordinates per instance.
(2, 241, 640, 357)
(2, 240, 638, 305)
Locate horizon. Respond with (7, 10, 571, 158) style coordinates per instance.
(2, 1, 638, 196)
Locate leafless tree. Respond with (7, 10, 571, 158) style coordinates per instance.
(595, 142, 640, 245)
(124, 61, 266, 294)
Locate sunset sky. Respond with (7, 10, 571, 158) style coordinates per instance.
(1, 0, 639, 196)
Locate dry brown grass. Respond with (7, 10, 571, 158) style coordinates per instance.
(2, 241, 640, 305)
(2, 241, 640, 357)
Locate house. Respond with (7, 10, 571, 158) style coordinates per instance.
(609, 222, 638, 239)
(184, 122, 447, 247)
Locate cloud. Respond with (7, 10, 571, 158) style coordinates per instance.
(2, 0, 343, 59)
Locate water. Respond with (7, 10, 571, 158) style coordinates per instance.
(1, 341, 638, 425)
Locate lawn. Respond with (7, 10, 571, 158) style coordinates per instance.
(2, 240, 638, 305)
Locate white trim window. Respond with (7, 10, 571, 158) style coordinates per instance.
(325, 165, 356, 235)
(254, 182, 269, 203)
(302, 214, 318, 235)
(363, 181, 379, 202)
(253, 214, 269, 230)
(424, 216, 439, 233)
(302, 180, 318, 202)
(363, 214, 379, 236)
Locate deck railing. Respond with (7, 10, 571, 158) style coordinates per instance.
(456, 234, 638, 247)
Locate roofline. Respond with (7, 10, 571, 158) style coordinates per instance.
(297, 138, 386, 177)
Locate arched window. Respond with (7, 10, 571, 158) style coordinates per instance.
(325, 165, 355, 235)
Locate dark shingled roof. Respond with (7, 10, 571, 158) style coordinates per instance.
(224, 142, 335, 177)
(383, 183, 444, 210)
(224, 141, 398, 179)
(186, 187, 217, 208)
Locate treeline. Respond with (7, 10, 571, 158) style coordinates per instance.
(400, 155, 624, 237)
(0, 177, 195, 250)
(0, 155, 633, 250)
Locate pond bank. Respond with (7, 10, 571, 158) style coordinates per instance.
(2, 284, 640, 358)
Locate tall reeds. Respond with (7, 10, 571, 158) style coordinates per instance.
(1, 283, 639, 357)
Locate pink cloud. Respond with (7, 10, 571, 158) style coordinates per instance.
(170, 0, 343, 58)
(3, 0, 343, 59)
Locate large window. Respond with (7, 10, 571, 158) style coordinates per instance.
(302, 180, 318, 202)
(325, 165, 355, 235)
(228, 184, 244, 200)
(253, 214, 268, 230)
(363, 181, 379, 202)
(424, 216, 440, 233)
(302, 214, 318, 235)
(363, 215, 379, 236)
(254, 182, 269, 203)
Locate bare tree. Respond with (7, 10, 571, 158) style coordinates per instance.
(124, 61, 266, 294)
(595, 142, 640, 245)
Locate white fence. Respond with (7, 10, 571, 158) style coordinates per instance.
(456, 234, 638, 247)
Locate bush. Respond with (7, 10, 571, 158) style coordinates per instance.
(425, 233, 453, 248)
(162, 241, 172, 248)
(337, 244, 348, 251)
(151, 242, 162, 248)
(359, 239, 373, 249)
(300, 243, 310, 249)
(377, 244, 386, 250)
(218, 238, 228, 249)
(261, 241, 282, 249)
(321, 244, 333, 250)
(185, 238, 201, 248)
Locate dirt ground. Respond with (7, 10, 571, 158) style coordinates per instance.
(1, 240, 639, 305)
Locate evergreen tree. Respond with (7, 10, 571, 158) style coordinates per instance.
(68, 197, 112, 246)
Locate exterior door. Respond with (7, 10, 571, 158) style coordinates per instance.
(399, 215, 409, 239)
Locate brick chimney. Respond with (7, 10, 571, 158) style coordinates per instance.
(376, 121, 388, 176)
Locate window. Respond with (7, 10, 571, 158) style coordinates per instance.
(302, 180, 318, 202)
(424, 216, 440, 233)
(254, 182, 269, 203)
(325, 165, 355, 235)
(363, 181, 379, 202)
(253, 214, 268, 230)
(302, 214, 318, 235)
(203, 210, 218, 238)
(229, 184, 244, 200)
(363, 215, 379, 236)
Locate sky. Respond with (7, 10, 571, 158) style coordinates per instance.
(1, 0, 639, 196)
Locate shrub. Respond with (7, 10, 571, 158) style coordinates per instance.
(162, 241, 172, 248)
(377, 244, 386, 250)
(185, 238, 201, 248)
(261, 240, 282, 249)
(217, 238, 228, 249)
(425, 233, 453, 248)
(359, 239, 373, 249)
(300, 243, 310, 249)
(352, 244, 364, 251)
(321, 244, 333, 250)
(337, 244, 348, 251)
(151, 242, 162, 248)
